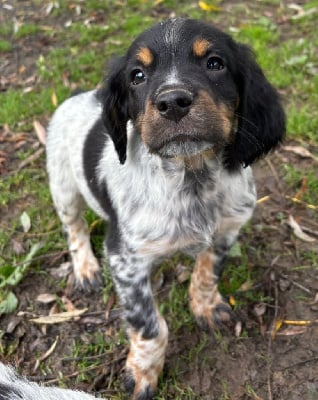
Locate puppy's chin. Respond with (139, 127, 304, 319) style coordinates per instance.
(152, 138, 214, 158)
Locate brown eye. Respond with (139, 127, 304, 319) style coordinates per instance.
(207, 56, 224, 71)
(131, 69, 146, 85)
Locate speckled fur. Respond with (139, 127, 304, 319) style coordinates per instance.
(0, 363, 96, 400)
(46, 19, 285, 399)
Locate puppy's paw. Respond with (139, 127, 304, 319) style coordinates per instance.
(190, 289, 233, 331)
(124, 372, 155, 400)
(73, 255, 103, 292)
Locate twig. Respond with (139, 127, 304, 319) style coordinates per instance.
(42, 354, 127, 385)
(279, 273, 312, 295)
(17, 147, 44, 171)
(265, 158, 283, 192)
(9, 250, 69, 269)
(276, 356, 318, 371)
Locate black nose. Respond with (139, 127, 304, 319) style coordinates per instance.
(155, 89, 193, 122)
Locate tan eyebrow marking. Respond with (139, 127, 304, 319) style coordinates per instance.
(136, 47, 154, 66)
(193, 38, 211, 58)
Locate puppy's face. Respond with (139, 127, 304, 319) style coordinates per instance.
(126, 19, 238, 158)
(101, 19, 285, 168)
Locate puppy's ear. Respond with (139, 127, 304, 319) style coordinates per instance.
(99, 56, 129, 164)
(226, 44, 285, 169)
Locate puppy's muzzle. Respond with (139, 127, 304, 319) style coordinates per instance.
(155, 88, 194, 122)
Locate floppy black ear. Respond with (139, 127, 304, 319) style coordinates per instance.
(99, 56, 129, 164)
(226, 44, 285, 169)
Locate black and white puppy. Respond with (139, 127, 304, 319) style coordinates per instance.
(46, 18, 285, 399)
(0, 363, 96, 400)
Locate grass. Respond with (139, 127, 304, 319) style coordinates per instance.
(1, 0, 318, 398)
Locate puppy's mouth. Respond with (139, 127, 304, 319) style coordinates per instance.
(154, 134, 214, 158)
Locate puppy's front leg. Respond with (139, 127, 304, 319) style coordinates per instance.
(109, 253, 168, 400)
(189, 248, 233, 331)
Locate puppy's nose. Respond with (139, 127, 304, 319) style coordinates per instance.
(155, 89, 193, 122)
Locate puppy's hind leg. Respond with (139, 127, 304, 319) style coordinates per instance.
(48, 171, 102, 291)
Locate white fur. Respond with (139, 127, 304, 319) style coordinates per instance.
(0, 363, 96, 400)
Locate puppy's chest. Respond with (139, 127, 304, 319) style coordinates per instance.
(118, 177, 219, 255)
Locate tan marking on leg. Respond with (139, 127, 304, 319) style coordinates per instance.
(126, 314, 168, 398)
(193, 38, 211, 58)
(189, 250, 231, 329)
(68, 218, 100, 286)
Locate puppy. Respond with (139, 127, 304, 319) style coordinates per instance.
(46, 18, 285, 399)
(0, 362, 96, 400)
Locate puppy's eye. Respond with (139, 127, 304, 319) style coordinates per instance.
(207, 56, 224, 71)
(131, 69, 146, 85)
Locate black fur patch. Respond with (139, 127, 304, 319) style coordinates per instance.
(83, 116, 121, 254)
(0, 383, 23, 400)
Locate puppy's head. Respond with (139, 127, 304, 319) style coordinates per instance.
(100, 19, 285, 168)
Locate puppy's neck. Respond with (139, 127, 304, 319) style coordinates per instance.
(174, 149, 217, 171)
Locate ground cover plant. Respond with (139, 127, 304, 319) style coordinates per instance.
(0, 1, 318, 399)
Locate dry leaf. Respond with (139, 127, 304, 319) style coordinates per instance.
(49, 261, 72, 279)
(11, 239, 25, 255)
(271, 319, 284, 339)
(20, 211, 31, 233)
(33, 120, 46, 145)
(234, 321, 242, 337)
(253, 303, 266, 317)
(287, 215, 316, 242)
(229, 295, 236, 306)
(282, 145, 318, 161)
(198, 1, 221, 12)
(61, 295, 76, 312)
(51, 91, 58, 107)
(256, 195, 270, 204)
(36, 293, 57, 304)
(30, 308, 88, 324)
(275, 326, 307, 336)
(33, 336, 59, 372)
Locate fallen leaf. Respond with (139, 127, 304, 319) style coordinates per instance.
(275, 326, 307, 336)
(36, 293, 57, 304)
(271, 319, 283, 339)
(61, 295, 76, 312)
(20, 211, 31, 233)
(33, 120, 46, 145)
(287, 215, 316, 242)
(234, 320, 242, 337)
(11, 239, 25, 255)
(256, 195, 270, 204)
(253, 303, 266, 317)
(30, 308, 88, 324)
(229, 295, 236, 306)
(51, 91, 58, 107)
(33, 336, 59, 372)
(198, 1, 221, 11)
(282, 145, 318, 161)
(49, 261, 72, 279)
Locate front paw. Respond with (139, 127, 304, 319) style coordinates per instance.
(124, 371, 155, 400)
(73, 254, 103, 292)
(190, 288, 233, 331)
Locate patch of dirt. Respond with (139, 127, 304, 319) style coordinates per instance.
(1, 1, 318, 400)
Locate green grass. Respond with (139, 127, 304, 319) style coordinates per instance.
(282, 165, 318, 205)
(0, 39, 12, 52)
(1, 1, 318, 397)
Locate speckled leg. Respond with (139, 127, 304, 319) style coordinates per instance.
(49, 185, 102, 290)
(189, 249, 233, 330)
(109, 252, 168, 400)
